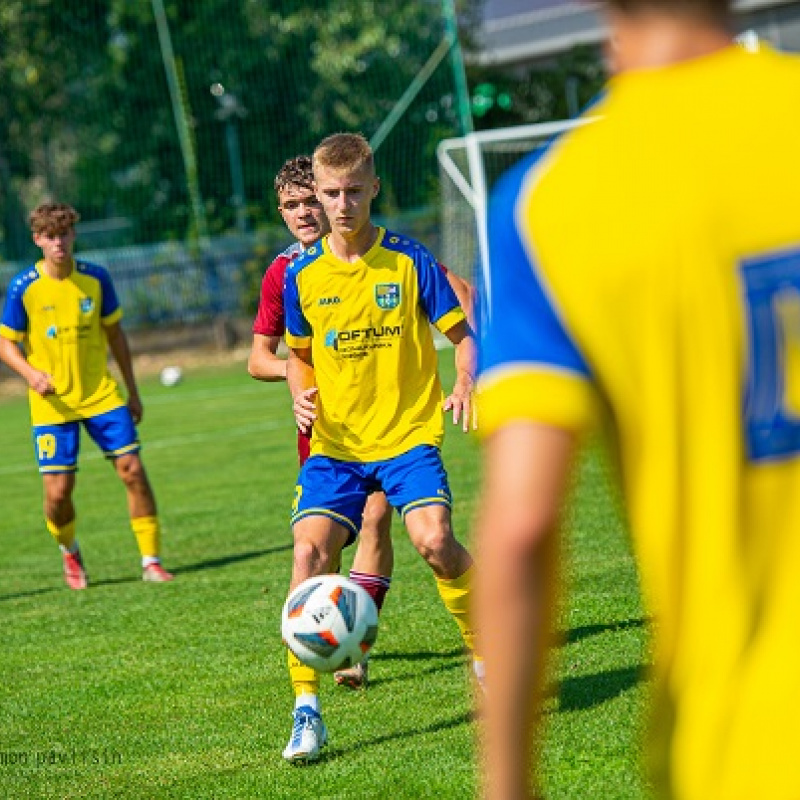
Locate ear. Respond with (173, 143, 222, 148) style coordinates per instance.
(372, 178, 380, 199)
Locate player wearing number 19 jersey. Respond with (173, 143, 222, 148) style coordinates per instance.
(0, 202, 172, 589)
(477, 29, 800, 800)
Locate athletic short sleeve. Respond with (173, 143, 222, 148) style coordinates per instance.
(416, 247, 465, 334)
(478, 152, 597, 436)
(253, 255, 289, 336)
(78, 262, 122, 324)
(0, 270, 31, 341)
(284, 260, 312, 349)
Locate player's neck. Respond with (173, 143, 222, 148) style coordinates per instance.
(610, 12, 733, 72)
(41, 257, 75, 280)
(327, 222, 379, 263)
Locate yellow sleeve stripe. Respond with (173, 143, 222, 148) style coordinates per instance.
(477, 366, 598, 438)
(0, 324, 24, 342)
(285, 332, 312, 349)
(102, 308, 123, 325)
(434, 306, 466, 335)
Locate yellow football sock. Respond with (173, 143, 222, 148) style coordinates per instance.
(435, 565, 477, 653)
(46, 518, 76, 550)
(288, 649, 319, 697)
(131, 515, 160, 559)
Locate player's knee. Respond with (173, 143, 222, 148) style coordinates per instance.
(115, 455, 147, 489)
(293, 536, 335, 573)
(44, 476, 73, 508)
(410, 524, 453, 563)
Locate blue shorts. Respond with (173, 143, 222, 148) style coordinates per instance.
(291, 445, 452, 545)
(32, 406, 140, 474)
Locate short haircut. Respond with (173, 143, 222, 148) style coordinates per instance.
(274, 155, 314, 198)
(605, 0, 731, 22)
(312, 133, 374, 177)
(29, 202, 80, 236)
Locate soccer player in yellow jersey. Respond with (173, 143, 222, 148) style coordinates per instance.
(249, 156, 477, 691)
(0, 202, 173, 589)
(475, 1, 800, 798)
(281, 132, 479, 762)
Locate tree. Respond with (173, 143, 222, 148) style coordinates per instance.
(467, 46, 607, 131)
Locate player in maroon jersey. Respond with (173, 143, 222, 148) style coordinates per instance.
(249, 155, 476, 688)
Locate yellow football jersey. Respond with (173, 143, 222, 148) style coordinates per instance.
(284, 227, 465, 462)
(1, 260, 125, 425)
(479, 45, 800, 799)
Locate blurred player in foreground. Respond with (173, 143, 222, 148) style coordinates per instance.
(281, 132, 479, 762)
(249, 155, 475, 691)
(0, 202, 172, 589)
(475, 1, 800, 798)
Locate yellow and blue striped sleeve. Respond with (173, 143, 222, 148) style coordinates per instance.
(478, 152, 597, 437)
(1, 268, 35, 341)
(79, 262, 123, 324)
(283, 256, 312, 350)
(415, 246, 465, 333)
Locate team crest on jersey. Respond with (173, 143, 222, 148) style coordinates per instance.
(79, 297, 94, 314)
(375, 283, 400, 310)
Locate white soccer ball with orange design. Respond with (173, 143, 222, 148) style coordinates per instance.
(281, 574, 379, 672)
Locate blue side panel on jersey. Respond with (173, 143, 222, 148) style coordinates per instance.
(283, 245, 324, 339)
(382, 229, 460, 324)
(1, 265, 40, 332)
(479, 149, 591, 379)
(741, 247, 800, 461)
(77, 261, 120, 318)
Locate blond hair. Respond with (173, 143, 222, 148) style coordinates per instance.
(29, 202, 80, 236)
(312, 133, 374, 177)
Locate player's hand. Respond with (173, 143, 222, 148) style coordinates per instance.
(293, 387, 318, 434)
(28, 369, 55, 397)
(128, 393, 143, 425)
(443, 375, 477, 432)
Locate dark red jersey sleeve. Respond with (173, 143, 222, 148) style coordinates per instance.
(252, 255, 290, 336)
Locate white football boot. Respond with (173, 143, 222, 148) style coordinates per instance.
(282, 705, 328, 763)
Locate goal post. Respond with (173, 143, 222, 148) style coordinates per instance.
(437, 119, 590, 302)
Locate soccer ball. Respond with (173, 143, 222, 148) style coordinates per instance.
(159, 366, 183, 387)
(281, 575, 379, 673)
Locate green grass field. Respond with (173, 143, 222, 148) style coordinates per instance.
(0, 356, 649, 799)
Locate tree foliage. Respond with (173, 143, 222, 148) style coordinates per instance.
(0, 0, 477, 259)
(467, 46, 607, 131)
